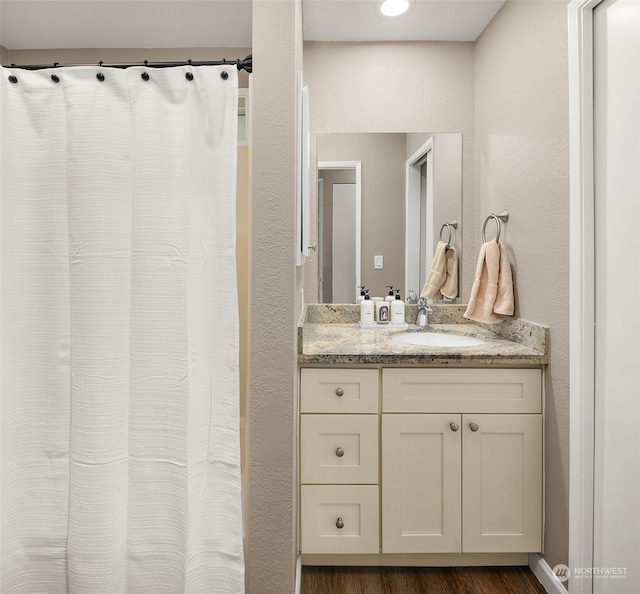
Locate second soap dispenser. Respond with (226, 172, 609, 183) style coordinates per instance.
(390, 289, 405, 325)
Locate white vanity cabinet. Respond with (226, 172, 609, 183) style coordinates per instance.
(382, 368, 543, 555)
(299, 366, 543, 561)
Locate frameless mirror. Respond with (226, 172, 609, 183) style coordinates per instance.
(316, 132, 462, 303)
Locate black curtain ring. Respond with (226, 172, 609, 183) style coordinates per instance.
(141, 72, 150, 81)
(185, 72, 194, 81)
(96, 72, 105, 82)
(8, 75, 18, 84)
(51, 74, 60, 83)
(221, 71, 229, 80)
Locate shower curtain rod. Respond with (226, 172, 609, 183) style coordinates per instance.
(4, 54, 252, 73)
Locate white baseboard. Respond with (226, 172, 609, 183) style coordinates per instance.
(295, 554, 302, 594)
(529, 553, 568, 594)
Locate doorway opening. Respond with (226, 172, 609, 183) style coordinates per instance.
(317, 161, 362, 303)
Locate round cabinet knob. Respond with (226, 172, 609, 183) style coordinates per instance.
(336, 517, 344, 529)
(335, 387, 344, 397)
(335, 447, 345, 458)
(469, 422, 479, 432)
(450, 422, 460, 432)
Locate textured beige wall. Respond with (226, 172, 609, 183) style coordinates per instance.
(474, 0, 570, 573)
(248, 1, 302, 592)
(317, 133, 406, 299)
(304, 41, 476, 303)
(1, 45, 9, 64)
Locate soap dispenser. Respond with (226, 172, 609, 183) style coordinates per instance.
(385, 286, 395, 303)
(356, 286, 367, 304)
(360, 290, 374, 325)
(390, 289, 405, 325)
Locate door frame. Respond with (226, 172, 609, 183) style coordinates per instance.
(317, 161, 362, 302)
(317, 177, 324, 302)
(569, 0, 602, 591)
(405, 138, 434, 297)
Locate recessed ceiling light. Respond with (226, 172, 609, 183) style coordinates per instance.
(378, 0, 413, 18)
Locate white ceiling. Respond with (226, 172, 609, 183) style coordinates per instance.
(0, 0, 504, 52)
(303, 0, 505, 43)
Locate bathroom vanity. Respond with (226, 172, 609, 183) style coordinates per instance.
(297, 304, 548, 566)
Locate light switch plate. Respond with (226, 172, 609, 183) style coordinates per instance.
(374, 255, 383, 269)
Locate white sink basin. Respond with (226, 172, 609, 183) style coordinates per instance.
(391, 332, 485, 347)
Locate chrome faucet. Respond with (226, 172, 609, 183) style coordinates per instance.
(415, 298, 432, 327)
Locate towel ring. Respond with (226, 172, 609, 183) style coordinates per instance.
(439, 220, 458, 247)
(481, 211, 509, 243)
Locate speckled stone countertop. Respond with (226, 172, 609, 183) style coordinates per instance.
(298, 304, 548, 367)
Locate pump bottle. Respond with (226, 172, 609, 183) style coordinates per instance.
(390, 289, 405, 325)
(360, 290, 374, 324)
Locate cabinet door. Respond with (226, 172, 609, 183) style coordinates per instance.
(382, 414, 462, 553)
(462, 414, 542, 553)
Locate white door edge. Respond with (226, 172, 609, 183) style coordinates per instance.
(568, 0, 602, 592)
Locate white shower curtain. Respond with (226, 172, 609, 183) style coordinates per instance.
(0, 65, 244, 593)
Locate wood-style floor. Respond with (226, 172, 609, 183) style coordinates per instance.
(301, 566, 548, 594)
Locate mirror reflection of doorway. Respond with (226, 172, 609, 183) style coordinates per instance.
(331, 183, 357, 303)
(419, 155, 433, 292)
(317, 162, 361, 303)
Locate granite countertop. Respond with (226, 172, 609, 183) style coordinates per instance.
(298, 304, 548, 367)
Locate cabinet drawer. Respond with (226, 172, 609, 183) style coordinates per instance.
(300, 485, 379, 554)
(383, 368, 541, 413)
(301, 415, 378, 484)
(301, 368, 379, 413)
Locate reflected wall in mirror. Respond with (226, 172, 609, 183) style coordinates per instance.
(316, 133, 462, 303)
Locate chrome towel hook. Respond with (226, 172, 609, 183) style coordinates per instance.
(439, 220, 458, 247)
(482, 210, 509, 243)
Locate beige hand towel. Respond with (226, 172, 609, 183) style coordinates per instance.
(464, 241, 514, 324)
(463, 241, 503, 324)
(440, 245, 458, 300)
(420, 241, 448, 300)
(493, 241, 514, 315)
